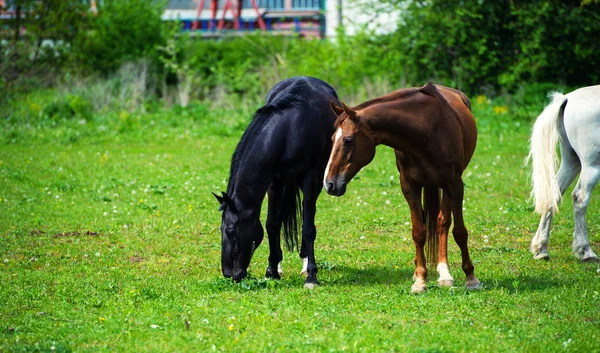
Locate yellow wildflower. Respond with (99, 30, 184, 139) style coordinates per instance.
(493, 105, 509, 115)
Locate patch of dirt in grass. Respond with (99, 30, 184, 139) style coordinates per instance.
(128, 255, 144, 263)
(53, 231, 101, 238)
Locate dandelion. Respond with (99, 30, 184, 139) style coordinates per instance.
(228, 324, 234, 331)
(493, 105, 509, 115)
(385, 200, 390, 205)
(103, 212, 108, 216)
(99, 317, 106, 322)
(150, 324, 160, 329)
(156, 211, 160, 217)
(95, 252, 100, 257)
(123, 224, 128, 229)
(475, 95, 488, 105)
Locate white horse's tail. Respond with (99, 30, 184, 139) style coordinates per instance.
(528, 92, 568, 215)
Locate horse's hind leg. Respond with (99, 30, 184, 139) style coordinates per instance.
(300, 173, 322, 288)
(531, 145, 580, 260)
(265, 181, 284, 279)
(447, 177, 481, 290)
(436, 192, 454, 287)
(571, 165, 600, 262)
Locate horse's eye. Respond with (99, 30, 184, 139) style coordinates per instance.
(343, 136, 354, 146)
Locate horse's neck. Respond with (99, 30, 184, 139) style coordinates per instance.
(227, 158, 273, 210)
(364, 110, 425, 151)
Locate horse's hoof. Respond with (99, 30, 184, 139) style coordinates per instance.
(304, 282, 319, 289)
(410, 284, 427, 295)
(277, 262, 283, 276)
(533, 252, 550, 261)
(300, 270, 308, 277)
(437, 279, 454, 287)
(581, 256, 599, 263)
(466, 279, 483, 290)
(265, 266, 281, 280)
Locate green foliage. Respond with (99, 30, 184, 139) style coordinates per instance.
(70, 0, 167, 75)
(387, 0, 600, 94)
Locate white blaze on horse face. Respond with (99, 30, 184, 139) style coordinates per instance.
(324, 128, 343, 186)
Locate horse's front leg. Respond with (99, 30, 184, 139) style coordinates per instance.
(300, 174, 322, 288)
(399, 173, 427, 294)
(265, 182, 284, 279)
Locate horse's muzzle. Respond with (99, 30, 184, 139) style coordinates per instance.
(232, 269, 248, 282)
(324, 179, 347, 196)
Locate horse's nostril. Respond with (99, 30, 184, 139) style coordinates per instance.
(327, 181, 335, 191)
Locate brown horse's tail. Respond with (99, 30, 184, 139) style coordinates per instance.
(423, 187, 440, 268)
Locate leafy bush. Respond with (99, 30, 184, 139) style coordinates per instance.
(387, 0, 600, 94)
(70, 0, 167, 75)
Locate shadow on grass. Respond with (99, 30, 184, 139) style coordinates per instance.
(324, 264, 414, 286)
(483, 274, 563, 293)
(199, 264, 416, 293)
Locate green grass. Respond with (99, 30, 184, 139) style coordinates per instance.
(1, 96, 599, 352)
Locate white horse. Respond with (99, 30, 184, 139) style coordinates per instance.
(529, 85, 599, 262)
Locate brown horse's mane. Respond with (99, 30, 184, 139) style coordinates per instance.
(333, 87, 425, 128)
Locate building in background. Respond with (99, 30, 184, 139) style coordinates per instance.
(163, 0, 400, 39)
(0, 0, 399, 40)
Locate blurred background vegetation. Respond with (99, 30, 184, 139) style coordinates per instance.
(1, 0, 600, 144)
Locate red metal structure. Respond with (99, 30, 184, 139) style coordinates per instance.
(191, 0, 266, 31)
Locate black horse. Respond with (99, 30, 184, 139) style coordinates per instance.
(213, 76, 340, 288)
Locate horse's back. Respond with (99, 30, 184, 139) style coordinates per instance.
(563, 85, 600, 163)
(261, 77, 340, 177)
(431, 84, 478, 168)
(266, 76, 338, 105)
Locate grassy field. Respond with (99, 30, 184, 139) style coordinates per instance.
(1, 93, 599, 352)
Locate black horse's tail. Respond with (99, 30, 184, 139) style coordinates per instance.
(423, 187, 440, 268)
(279, 182, 303, 252)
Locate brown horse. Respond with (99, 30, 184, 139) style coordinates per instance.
(324, 82, 481, 294)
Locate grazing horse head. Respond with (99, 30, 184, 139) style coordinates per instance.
(213, 191, 264, 282)
(323, 101, 376, 196)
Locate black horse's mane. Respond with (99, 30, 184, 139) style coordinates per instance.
(227, 92, 305, 193)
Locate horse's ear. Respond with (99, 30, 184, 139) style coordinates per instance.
(342, 102, 359, 123)
(213, 192, 224, 205)
(330, 101, 344, 116)
(221, 192, 234, 206)
(213, 191, 235, 211)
